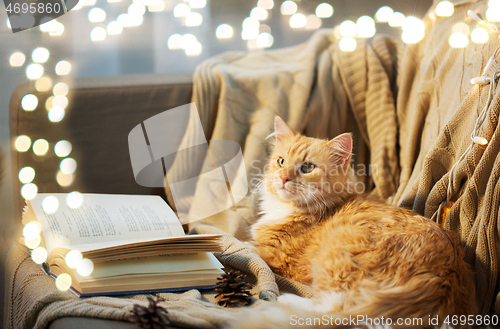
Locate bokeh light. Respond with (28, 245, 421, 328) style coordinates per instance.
(388, 12, 405, 27)
(339, 20, 356, 37)
(107, 21, 123, 35)
(375, 6, 393, 22)
(25, 235, 41, 249)
(19, 167, 35, 184)
(31, 247, 48, 264)
(55, 140, 72, 157)
(32, 47, 50, 63)
(65, 250, 83, 268)
(76, 258, 94, 276)
(91, 27, 107, 41)
(55, 61, 71, 75)
(33, 139, 49, 156)
(49, 107, 65, 122)
(189, 0, 206, 8)
(471, 27, 489, 44)
(339, 36, 357, 52)
(289, 13, 306, 28)
(57, 171, 74, 186)
(173, 3, 190, 17)
(449, 32, 469, 48)
(305, 15, 322, 30)
(26, 64, 44, 80)
(53, 83, 69, 96)
(15, 135, 31, 152)
(357, 16, 376, 38)
(256, 32, 274, 48)
(216, 24, 233, 39)
(60, 158, 77, 174)
(89, 8, 106, 22)
(35, 77, 52, 92)
(185, 12, 203, 26)
(250, 7, 268, 20)
(67, 191, 84, 209)
(21, 183, 38, 200)
(316, 3, 333, 18)
(21, 94, 38, 111)
(42, 196, 59, 214)
(23, 222, 41, 240)
(55, 273, 72, 291)
(435, 1, 454, 17)
(9, 52, 26, 67)
(280, 0, 297, 15)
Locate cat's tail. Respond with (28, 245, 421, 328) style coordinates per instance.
(229, 273, 474, 329)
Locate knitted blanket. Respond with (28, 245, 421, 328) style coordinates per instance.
(5, 0, 500, 327)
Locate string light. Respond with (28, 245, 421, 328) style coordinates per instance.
(53, 96, 69, 109)
(60, 158, 77, 174)
(48, 106, 65, 122)
(401, 16, 425, 44)
(15, 135, 31, 152)
(9, 52, 25, 67)
(39, 19, 57, 32)
(289, 13, 306, 28)
(257, 0, 273, 10)
(339, 36, 357, 52)
(55, 61, 71, 75)
(242, 26, 259, 40)
(65, 250, 83, 268)
(339, 20, 356, 37)
(76, 258, 94, 276)
(53, 83, 69, 96)
(25, 235, 41, 249)
(435, 1, 454, 17)
(185, 41, 202, 56)
(67, 191, 84, 208)
(88, 8, 106, 22)
(31, 247, 47, 264)
(280, 1, 297, 15)
(250, 7, 268, 21)
(57, 171, 74, 186)
(375, 6, 393, 23)
(168, 34, 182, 49)
(21, 94, 38, 111)
(35, 77, 52, 92)
(256, 32, 274, 48)
(357, 16, 376, 38)
(26, 64, 44, 80)
(449, 32, 469, 48)
(180, 33, 197, 49)
(128, 3, 146, 16)
(185, 12, 203, 26)
(42, 196, 59, 214)
(55, 140, 72, 157)
(33, 139, 49, 156)
(305, 15, 322, 30)
(173, 3, 190, 17)
(216, 24, 234, 39)
(55, 273, 72, 291)
(21, 183, 38, 200)
(472, 136, 488, 145)
(19, 167, 35, 184)
(388, 12, 405, 27)
(49, 22, 65, 36)
(91, 27, 107, 41)
(148, 0, 165, 12)
(23, 222, 41, 240)
(486, 8, 500, 22)
(315, 3, 333, 18)
(82, 0, 96, 6)
(471, 27, 489, 44)
(189, 0, 206, 8)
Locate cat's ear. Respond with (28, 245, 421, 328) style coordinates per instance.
(273, 116, 293, 140)
(327, 133, 352, 166)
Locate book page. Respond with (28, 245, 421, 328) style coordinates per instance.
(29, 194, 185, 253)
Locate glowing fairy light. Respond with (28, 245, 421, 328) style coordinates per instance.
(168, 34, 182, 49)
(19, 167, 35, 184)
(256, 32, 273, 48)
(60, 158, 77, 174)
(185, 12, 203, 26)
(280, 1, 297, 15)
(65, 250, 83, 268)
(21, 94, 38, 111)
(88, 8, 106, 22)
(42, 196, 59, 214)
(23, 222, 41, 240)
(54, 140, 72, 157)
(289, 13, 306, 28)
(305, 15, 322, 30)
(452, 22, 470, 35)
(9, 52, 25, 67)
(39, 19, 57, 32)
(471, 27, 489, 44)
(449, 32, 469, 48)
(53, 83, 69, 96)
(339, 36, 357, 52)
(56, 171, 74, 186)
(243, 17, 259, 29)
(486, 8, 500, 22)
(76, 258, 94, 276)
(251, 7, 268, 20)
(357, 16, 376, 38)
(375, 6, 393, 22)
(21, 183, 38, 200)
(25, 235, 41, 249)
(67, 191, 83, 209)
(35, 77, 52, 92)
(55, 61, 71, 75)
(401, 16, 425, 44)
(316, 3, 333, 18)
(55, 273, 72, 291)
(388, 12, 405, 27)
(128, 3, 146, 16)
(472, 136, 488, 145)
(91, 27, 107, 41)
(242, 26, 259, 40)
(31, 247, 48, 264)
(148, 0, 165, 12)
(173, 3, 190, 17)
(127, 13, 143, 27)
(435, 1, 454, 17)
(26, 64, 44, 80)
(117, 14, 129, 27)
(49, 22, 65, 36)
(82, 0, 96, 6)
(48, 107, 65, 122)
(15, 135, 31, 152)
(180, 33, 197, 49)
(72, 0, 83, 9)
(257, 0, 273, 9)
(339, 20, 356, 37)
(185, 41, 202, 56)
(189, 0, 206, 8)
(33, 139, 49, 156)
(216, 24, 233, 39)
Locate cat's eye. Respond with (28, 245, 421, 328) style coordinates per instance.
(300, 163, 316, 173)
(277, 157, 285, 167)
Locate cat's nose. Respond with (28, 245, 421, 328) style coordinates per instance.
(280, 176, 290, 184)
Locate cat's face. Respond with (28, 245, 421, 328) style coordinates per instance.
(264, 117, 353, 209)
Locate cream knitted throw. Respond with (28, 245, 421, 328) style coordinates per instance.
(5, 1, 500, 327)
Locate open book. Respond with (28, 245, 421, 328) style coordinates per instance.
(20, 193, 224, 297)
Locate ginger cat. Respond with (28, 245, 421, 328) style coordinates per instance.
(245, 117, 473, 327)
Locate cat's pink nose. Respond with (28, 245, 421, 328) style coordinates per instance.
(280, 176, 290, 184)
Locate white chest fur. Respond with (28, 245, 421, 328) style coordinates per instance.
(251, 188, 294, 239)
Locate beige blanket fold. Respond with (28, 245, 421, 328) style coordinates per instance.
(6, 4, 500, 326)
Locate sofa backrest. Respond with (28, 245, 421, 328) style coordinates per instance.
(9, 72, 193, 219)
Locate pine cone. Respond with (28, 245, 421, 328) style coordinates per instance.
(214, 269, 253, 307)
(129, 296, 170, 329)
